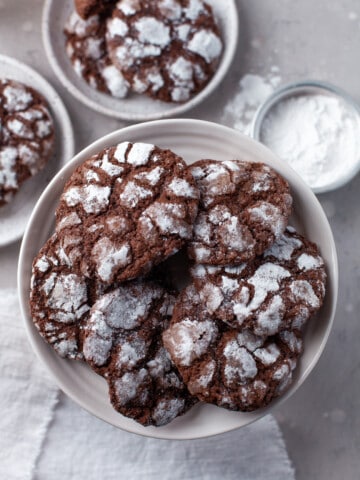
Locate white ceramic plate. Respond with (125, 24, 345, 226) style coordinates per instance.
(18, 119, 338, 440)
(42, 0, 238, 121)
(0, 54, 74, 247)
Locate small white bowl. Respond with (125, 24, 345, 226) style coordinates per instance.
(251, 80, 360, 194)
(18, 119, 338, 440)
(42, 0, 238, 121)
(0, 54, 74, 247)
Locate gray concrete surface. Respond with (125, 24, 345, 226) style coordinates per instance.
(1, 0, 360, 478)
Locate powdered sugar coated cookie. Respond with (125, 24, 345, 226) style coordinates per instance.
(190, 227, 327, 335)
(64, 10, 129, 98)
(163, 283, 303, 411)
(0, 79, 55, 206)
(106, 0, 223, 102)
(55, 141, 199, 283)
(188, 159, 293, 265)
(83, 281, 196, 426)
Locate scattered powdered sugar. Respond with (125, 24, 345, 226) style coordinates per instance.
(260, 93, 360, 190)
(147, 347, 171, 378)
(222, 71, 282, 134)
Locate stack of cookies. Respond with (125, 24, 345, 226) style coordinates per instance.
(0, 79, 55, 207)
(64, 0, 223, 103)
(30, 142, 326, 426)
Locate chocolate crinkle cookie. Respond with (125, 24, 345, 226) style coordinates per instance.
(190, 226, 327, 335)
(0, 79, 55, 207)
(30, 232, 92, 360)
(163, 284, 303, 411)
(83, 281, 197, 426)
(106, 0, 223, 102)
(55, 141, 199, 284)
(64, 10, 129, 98)
(188, 159, 293, 265)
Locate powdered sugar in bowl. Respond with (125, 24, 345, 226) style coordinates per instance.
(251, 80, 360, 194)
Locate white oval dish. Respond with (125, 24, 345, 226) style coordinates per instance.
(18, 119, 338, 440)
(42, 0, 238, 121)
(0, 54, 74, 247)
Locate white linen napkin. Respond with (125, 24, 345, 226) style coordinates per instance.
(0, 289, 58, 480)
(0, 288, 295, 480)
(35, 394, 295, 480)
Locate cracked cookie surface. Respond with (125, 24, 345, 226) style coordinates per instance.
(188, 159, 293, 265)
(106, 0, 223, 103)
(190, 226, 327, 335)
(83, 281, 197, 426)
(0, 79, 55, 207)
(55, 141, 199, 284)
(163, 283, 304, 411)
(64, 10, 129, 98)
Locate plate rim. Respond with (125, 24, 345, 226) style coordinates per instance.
(0, 53, 75, 247)
(18, 118, 338, 439)
(42, 0, 239, 121)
